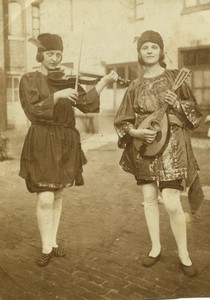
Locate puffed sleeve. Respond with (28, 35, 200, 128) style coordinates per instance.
(19, 73, 54, 121)
(114, 82, 136, 148)
(178, 82, 203, 129)
(167, 69, 202, 129)
(74, 87, 100, 113)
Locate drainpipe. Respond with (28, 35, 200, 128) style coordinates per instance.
(0, 0, 8, 130)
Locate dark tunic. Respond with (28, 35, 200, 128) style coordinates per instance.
(114, 69, 204, 213)
(19, 71, 100, 193)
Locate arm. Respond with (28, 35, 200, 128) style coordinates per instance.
(74, 70, 118, 114)
(94, 71, 117, 95)
(114, 83, 136, 148)
(19, 74, 55, 121)
(74, 87, 100, 113)
(114, 81, 157, 148)
(19, 73, 80, 121)
(166, 70, 202, 129)
(176, 82, 202, 129)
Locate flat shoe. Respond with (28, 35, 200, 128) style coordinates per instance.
(52, 246, 66, 257)
(181, 262, 198, 277)
(36, 252, 52, 267)
(142, 252, 161, 267)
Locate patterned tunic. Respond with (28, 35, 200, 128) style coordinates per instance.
(114, 69, 202, 190)
(19, 71, 100, 193)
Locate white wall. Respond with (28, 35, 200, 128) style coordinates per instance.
(24, 0, 210, 73)
(17, 0, 210, 131)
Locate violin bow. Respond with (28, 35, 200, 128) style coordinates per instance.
(75, 22, 85, 91)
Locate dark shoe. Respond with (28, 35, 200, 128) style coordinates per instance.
(142, 252, 161, 267)
(36, 252, 52, 267)
(181, 262, 198, 277)
(52, 246, 66, 257)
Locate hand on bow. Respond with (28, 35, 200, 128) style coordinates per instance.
(54, 88, 78, 105)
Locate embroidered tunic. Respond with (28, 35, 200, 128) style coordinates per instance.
(114, 69, 203, 209)
(19, 71, 100, 193)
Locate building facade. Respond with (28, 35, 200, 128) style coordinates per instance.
(1, 0, 210, 136)
(1, 0, 28, 128)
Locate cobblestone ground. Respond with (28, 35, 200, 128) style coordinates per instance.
(0, 129, 210, 300)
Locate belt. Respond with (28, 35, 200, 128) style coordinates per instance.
(32, 120, 81, 145)
(32, 120, 75, 128)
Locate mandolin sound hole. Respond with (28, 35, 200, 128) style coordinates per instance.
(150, 120, 161, 131)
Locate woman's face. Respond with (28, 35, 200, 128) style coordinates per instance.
(139, 42, 161, 66)
(42, 50, 62, 70)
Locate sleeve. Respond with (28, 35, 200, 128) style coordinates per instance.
(176, 82, 203, 129)
(74, 87, 100, 113)
(114, 83, 136, 148)
(19, 74, 54, 121)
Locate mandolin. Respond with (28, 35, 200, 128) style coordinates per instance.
(133, 68, 191, 156)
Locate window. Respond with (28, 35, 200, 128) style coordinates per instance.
(31, 2, 40, 37)
(183, 0, 210, 13)
(6, 76, 20, 102)
(106, 62, 140, 89)
(181, 48, 210, 67)
(8, 1, 22, 36)
(179, 47, 210, 108)
(125, 0, 144, 22)
(134, 0, 144, 20)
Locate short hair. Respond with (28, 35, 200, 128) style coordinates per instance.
(36, 51, 44, 62)
(36, 50, 63, 63)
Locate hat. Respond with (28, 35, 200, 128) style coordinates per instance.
(136, 30, 164, 52)
(37, 33, 63, 52)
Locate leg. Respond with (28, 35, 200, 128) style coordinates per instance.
(51, 189, 66, 257)
(37, 191, 54, 254)
(51, 189, 63, 248)
(162, 188, 191, 266)
(142, 182, 161, 257)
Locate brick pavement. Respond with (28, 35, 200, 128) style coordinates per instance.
(0, 130, 210, 300)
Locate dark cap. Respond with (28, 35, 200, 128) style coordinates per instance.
(136, 30, 164, 52)
(37, 33, 63, 52)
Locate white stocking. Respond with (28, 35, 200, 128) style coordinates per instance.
(142, 182, 161, 257)
(51, 189, 63, 248)
(37, 191, 54, 254)
(162, 188, 192, 266)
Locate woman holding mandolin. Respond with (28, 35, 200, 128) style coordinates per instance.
(19, 33, 118, 266)
(114, 30, 203, 277)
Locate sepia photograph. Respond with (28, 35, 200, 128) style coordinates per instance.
(0, 0, 210, 299)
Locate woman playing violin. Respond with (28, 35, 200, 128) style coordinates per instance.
(114, 30, 203, 276)
(19, 33, 118, 266)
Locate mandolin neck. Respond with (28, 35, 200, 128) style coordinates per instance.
(155, 87, 176, 122)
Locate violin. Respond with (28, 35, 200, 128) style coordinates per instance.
(47, 68, 131, 89)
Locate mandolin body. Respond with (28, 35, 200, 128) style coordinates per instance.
(133, 112, 169, 156)
(132, 68, 190, 157)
